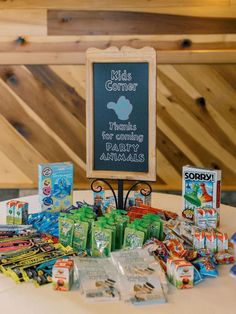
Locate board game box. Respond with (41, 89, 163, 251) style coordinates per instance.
(182, 166, 221, 221)
(38, 162, 73, 212)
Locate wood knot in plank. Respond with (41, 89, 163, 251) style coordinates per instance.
(196, 97, 206, 108)
(211, 162, 220, 170)
(11, 121, 29, 137)
(61, 16, 72, 23)
(4, 71, 18, 85)
(180, 39, 192, 49)
(16, 36, 26, 45)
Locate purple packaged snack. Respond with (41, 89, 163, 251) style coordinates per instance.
(143, 238, 169, 262)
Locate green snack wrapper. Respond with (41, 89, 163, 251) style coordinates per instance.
(73, 220, 89, 250)
(91, 223, 112, 257)
(123, 225, 145, 249)
(59, 217, 74, 247)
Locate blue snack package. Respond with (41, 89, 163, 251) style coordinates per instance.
(193, 257, 218, 278)
(193, 267, 204, 285)
(28, 212, 59, 237)
(197, 249, 214, 259)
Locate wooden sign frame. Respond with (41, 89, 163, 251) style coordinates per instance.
(86, 46, 156, 181)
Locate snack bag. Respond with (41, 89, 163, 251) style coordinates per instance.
(91, 223, 112, 257)
(193, 257, 218, 278)
(123, 226, 145, 249)
(123, 276, 166, 305)
(59, 216, 74, 247)
(73, 220, 89, 251)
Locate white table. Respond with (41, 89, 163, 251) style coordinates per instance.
(0, 191, 235, 314)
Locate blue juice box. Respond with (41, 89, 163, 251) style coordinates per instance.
(38, 162, 73, 212)
(182, 166, 221, 222)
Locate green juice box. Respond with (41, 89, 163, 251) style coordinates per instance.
(6, 200, 18, 224)
(14, 202, 28, 225)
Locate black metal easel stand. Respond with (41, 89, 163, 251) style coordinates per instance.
(90, 178, 152, 210)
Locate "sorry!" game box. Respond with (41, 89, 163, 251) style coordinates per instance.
(182, 166, 221, 221)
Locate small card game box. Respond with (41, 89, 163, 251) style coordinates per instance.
(38, 162, 73, 212)
(52, 258, 74, 291)
(182, 166, 221, 221)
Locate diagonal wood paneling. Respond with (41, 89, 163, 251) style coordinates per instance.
(0, 66, 86, 162)
(0, 64, 235, 189)
(47, 11, 236, 35)
(0, 78, 86, 184)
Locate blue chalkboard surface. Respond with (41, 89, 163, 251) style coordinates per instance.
(93, 62, 149, 172)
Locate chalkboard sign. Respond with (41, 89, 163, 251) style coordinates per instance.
(86, 47, 156, 181)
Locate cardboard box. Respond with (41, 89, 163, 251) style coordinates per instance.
(14, 201, 28, 225)
(52, 258, 74, 291)
(173, 260, 194, 289)
(167, 258, 194, 289)
(6, 200, 18, 224)
(38, 162, 73, 212)
(182, 166, 221, 222)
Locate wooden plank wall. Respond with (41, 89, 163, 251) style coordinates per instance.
(0, 0, 235, 190)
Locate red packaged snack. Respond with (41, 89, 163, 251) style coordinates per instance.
(164, 239, 187, 258)
(183, 250, 198, 262)
(213, 252, 234, 265)
(164, 210, 179, 221)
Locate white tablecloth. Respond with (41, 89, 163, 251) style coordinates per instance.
(0, 191, 235, 314)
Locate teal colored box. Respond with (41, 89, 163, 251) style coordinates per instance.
(38, 162, 73, 212)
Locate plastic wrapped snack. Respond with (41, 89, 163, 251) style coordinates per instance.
(74, 257, 121, 302)
(193, 257, 218, 278)
(111, 249, 168, 296)
(121, 275, 166, 305)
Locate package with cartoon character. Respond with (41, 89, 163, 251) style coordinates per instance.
(167, 258, 194, 289)
(38, 162, 73, 212)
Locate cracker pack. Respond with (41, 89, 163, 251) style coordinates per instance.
(182, 166, 221, 221)
(38, 162, 73, 212)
